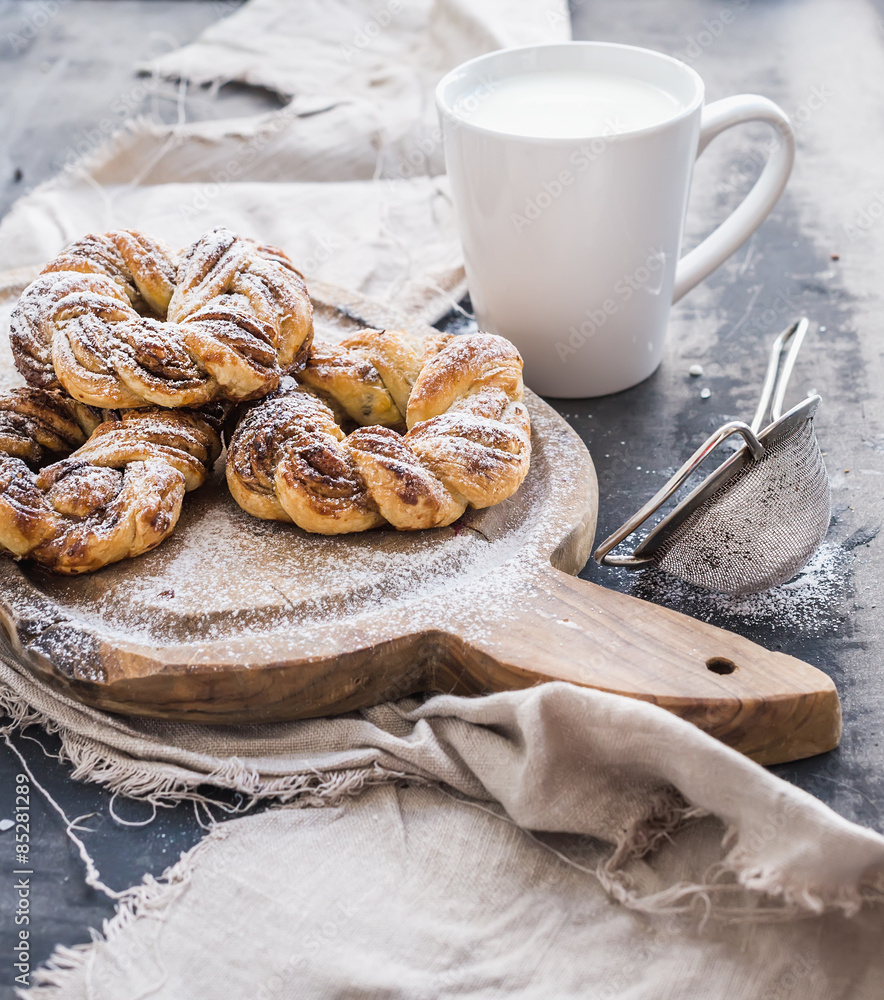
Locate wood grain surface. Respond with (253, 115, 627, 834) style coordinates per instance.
(0, 279, 840, 764)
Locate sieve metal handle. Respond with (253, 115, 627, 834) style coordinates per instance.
(594, 421, 765, 568)
(751, 318, 810, 432)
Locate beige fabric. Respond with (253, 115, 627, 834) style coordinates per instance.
(0, 0, 568, 320)
(133, 0, 570, 183)
(146, 0, 570, 97)
(0, 175, 467, 328)
(7, 628, 884, 908)
(6, 649, 884, 998)
(25, 786, 884, 1000)
(1, 1, 883, 996)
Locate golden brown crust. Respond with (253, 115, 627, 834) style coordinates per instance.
(0, 457, 186, 575)
(297, 329, 452, 429)
(0, 387, 102, 465)
(226, 331, 531, 534)
(226, 382, 383, 533)
(10, 227, 314, 409)
(347, 424, 465, 529)
(0, 389, 222, 574)
(41, 230, 178, 316)
(404, 332, 524, 426)
(74, 409, 223, 492)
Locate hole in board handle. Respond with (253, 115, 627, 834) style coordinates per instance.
(706, 657, 737, 675)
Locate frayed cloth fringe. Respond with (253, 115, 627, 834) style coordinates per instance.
(597, 790, 884, 922)
(21, 825, 232, 999)
(0, 682, 414, 816)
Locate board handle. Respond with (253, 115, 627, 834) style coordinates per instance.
(436, 568, 841, 765)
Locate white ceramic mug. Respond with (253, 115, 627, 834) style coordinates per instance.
(436, 42, 795, 397)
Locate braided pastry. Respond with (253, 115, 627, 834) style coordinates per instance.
(226, 331, 532, 534)
(0, 390, 222, 574)
(0, 387, 102, 465)
(297, 327, 451, 428)
(10, 227, 313, 409)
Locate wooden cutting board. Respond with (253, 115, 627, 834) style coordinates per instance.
(0, 277, 840, 765)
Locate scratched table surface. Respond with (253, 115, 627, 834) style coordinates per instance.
(1, 0, 884, 981)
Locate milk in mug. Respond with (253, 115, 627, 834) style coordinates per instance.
(452, 69, 685, 139)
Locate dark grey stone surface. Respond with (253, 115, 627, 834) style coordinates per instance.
(1, 0, 883, 988)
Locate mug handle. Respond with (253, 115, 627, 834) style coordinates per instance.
(672, 95, 795, 303)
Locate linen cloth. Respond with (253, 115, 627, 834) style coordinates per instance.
(0, 0, 882, 997)
(25, 787, 884, 1000)
(0, 174, 468, 327)
(0, 0, 570, 315)
(5, 653, 884, 999)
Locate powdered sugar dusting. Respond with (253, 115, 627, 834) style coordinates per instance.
(8, 228, 311, 406)
(0, 301, 26, 393)
(625, 540, 850, 635)
(17, 394, 594, 667)
(0, 281, 596, 693)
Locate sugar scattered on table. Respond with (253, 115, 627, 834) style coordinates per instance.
(700, 387, 711, 399)
(627, 541, 850, 635)
(689, 364, 703, 377)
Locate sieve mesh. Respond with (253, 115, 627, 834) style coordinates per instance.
(653, 419, 830, 595)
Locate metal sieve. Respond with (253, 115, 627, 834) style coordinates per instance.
(593, 319, 831, 596)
